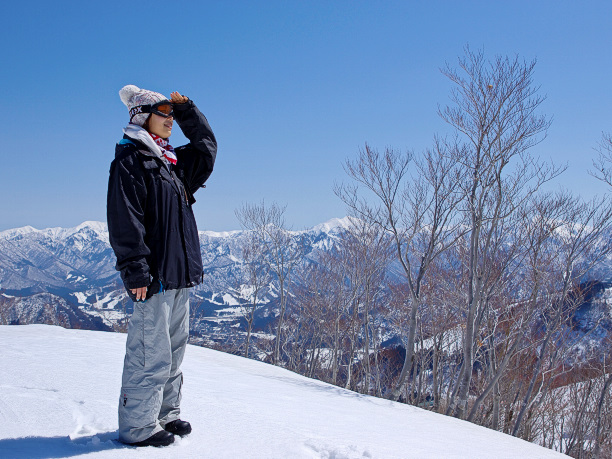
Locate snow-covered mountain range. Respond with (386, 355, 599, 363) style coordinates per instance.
(2, 218, 612, 358)
(0, 219, 353, 339)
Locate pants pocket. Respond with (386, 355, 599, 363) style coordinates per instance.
(119, 386, 162, 430)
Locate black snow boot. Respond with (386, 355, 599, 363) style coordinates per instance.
(164, 419, 192, 437)
(131, 430, 175, 447)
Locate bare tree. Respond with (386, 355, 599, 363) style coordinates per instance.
(236, 230, 272, 358)
(288, 219, 391, 390)
(438, 47, 566, 419)
(591, 132, 612, 188)
(338, 218, 392, 391)
(235, 201, 302, 365)
(336, 136, 465, 401)
(418, 252, 464, 412)
(511, 195, 612, 437)
(465, 191, 573, 424)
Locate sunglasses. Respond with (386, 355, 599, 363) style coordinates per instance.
(129, 100, 174, 121)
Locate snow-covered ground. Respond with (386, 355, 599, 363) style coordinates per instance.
(0, 325, 567, 458)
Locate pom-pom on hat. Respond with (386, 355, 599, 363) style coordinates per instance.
(119, 84, 168, 127)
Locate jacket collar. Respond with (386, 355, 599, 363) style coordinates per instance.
(123, 124, 165, 160)
(118, 128, 182, 196)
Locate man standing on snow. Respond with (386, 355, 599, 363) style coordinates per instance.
(107, 85, 217, 447)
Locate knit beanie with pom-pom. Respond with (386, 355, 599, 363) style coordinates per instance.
(119, 84, 168, 127)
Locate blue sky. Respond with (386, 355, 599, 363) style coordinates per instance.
(1, 0, 611, 232)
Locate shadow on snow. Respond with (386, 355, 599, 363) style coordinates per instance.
(0, 430, 130, 458)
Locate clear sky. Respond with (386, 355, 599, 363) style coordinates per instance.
(1, 0, 611, 232)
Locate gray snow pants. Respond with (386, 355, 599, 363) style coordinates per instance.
(118, 288, 189, 444)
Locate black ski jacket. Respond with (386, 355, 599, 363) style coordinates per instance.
(107, 100, 217, 300)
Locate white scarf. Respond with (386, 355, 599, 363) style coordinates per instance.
(123, 124, 174, 166)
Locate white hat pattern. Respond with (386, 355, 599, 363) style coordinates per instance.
(119, 84, 168, 127)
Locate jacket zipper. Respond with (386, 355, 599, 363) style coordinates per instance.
(169, 170, 192, 284)
(142, 148, 194, 286)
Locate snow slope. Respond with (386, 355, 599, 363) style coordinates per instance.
(0, 325, 567, 459)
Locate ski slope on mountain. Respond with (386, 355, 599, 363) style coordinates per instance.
(0, 325, 567, 458)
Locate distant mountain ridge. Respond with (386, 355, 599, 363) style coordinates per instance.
(1, 217, 611, 357)
(0, 218, 353, 337)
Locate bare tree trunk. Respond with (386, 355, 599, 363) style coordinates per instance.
(593, 373, 612, 457)
(564, 380, 593, 457)
(467, 338, 519, 422)
(446, 360, 466, 416)
(345, 299, 361, 390)
(432, 333, 441, 411)
(492, 383, 500, 431)
(512, 332, 551, 437)
(374, 327, 382, 397)
(332, 312, 340, 385)
(245, 319, 252, 358)
(454, 293, 477, 417)
(273, 276, 286, 365)
(364, 299, 371, 394)
(387, 296, 419, 401)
